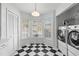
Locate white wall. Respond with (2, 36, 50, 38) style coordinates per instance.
(0, 3, 1, 40)
(56, 3, 76, 16)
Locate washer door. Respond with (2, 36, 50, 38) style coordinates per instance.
(57, 30, 65, 42)
(68, 30, 79, 48)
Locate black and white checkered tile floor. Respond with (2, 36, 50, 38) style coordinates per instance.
(14, 43, 65, 56)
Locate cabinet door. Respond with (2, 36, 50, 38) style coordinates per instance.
(58, 40, 67, 55)
(68, 51, 75, 56)
(7, 10, 14, 52)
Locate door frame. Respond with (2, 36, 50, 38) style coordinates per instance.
(6, 8, 19, 51)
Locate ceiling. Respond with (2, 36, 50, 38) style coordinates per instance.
(11, 3, 73, 15)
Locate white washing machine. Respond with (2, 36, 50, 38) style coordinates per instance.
(57, 26, 66, 43)
(67, 25, 79, 55)
(57, 26, 68, 55)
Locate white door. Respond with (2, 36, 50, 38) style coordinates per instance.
(7, 9, 18, 52)
(14, 14, 18, 50)
(7, 10, 14, 52)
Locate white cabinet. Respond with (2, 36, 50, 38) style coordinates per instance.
(58, 40, 78, 56)
(68, 44, 79, 56)
(68, 51, 75, 56)
(58, 40, 67, 55)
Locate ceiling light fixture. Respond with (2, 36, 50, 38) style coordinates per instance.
(32, 3, 40, 17)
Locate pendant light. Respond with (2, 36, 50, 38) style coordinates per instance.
(32, 3, 40, 17)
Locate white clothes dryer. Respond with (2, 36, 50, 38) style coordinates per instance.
(67, 25, 79, 55)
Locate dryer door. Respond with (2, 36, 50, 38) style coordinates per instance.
(68, 30, 79, 48)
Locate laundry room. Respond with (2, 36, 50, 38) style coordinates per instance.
(0, 2, 79, 56)
(57, 3, 79, 56)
